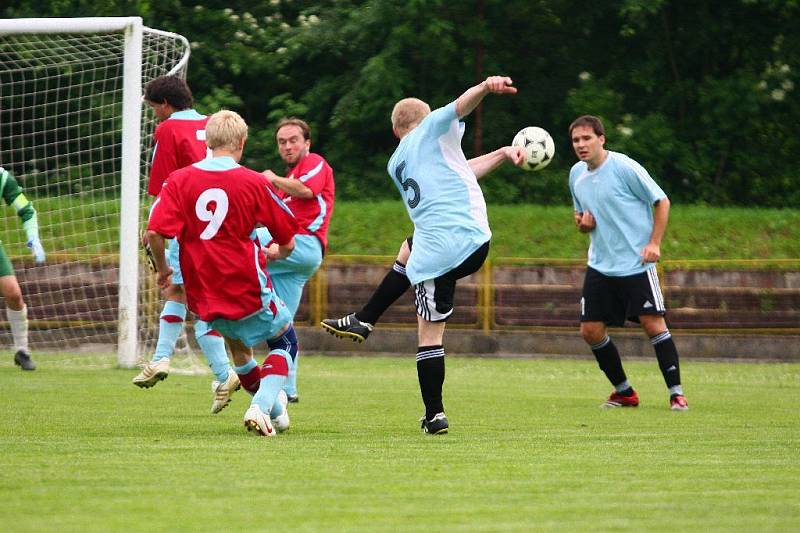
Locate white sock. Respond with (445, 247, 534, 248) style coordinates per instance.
(7, 305, 29, 352)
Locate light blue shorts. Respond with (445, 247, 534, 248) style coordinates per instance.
(268, 234, 323, 316)
(165, 238, 184, 285)
(209, 256, 293, 348)
(211, 298, 292, 348)
(253, 229, 323, 316)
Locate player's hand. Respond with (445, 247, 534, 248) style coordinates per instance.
(262, 170, 279, 184)
(156, 266, 174, 290)
(504, 146, 527, 167)
(263, 243, 282, 262)
(640, 242, 661, 264)
(577, 211, 596, 233)
(27, 238, 45, 264)
(485, 76, 517, 95)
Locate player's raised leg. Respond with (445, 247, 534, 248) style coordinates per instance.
(321, 239, 411, 343)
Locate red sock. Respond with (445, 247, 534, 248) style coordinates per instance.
(237, 366, 262, 395)
(261, 353, 289, 377)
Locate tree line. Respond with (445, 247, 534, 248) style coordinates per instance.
(4, 0, 798, 206)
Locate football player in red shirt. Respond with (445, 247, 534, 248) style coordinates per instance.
(147, 110, 300, 437)
(259, 118, 335, 402)
(132, 76, 236, 416)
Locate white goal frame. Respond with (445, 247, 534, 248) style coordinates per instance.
(0, 17, 190, 367)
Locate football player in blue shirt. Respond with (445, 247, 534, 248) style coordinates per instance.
(569, 115, 688, 411)
(324, 76, 526, 434)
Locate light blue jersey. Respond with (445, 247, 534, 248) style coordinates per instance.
(569, 151, 667, 277)
(387, 101, 491, 285)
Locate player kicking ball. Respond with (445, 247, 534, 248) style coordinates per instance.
(324, 76, 525, 435)
(146, 110, 300, 436)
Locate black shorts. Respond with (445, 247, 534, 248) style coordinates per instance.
(580, 266, 666, 326)
(407, 236, 489, 322)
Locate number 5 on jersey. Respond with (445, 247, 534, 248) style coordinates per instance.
(394, 161, 420, 209)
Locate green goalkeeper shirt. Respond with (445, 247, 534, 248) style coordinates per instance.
(0, 166, 39, 243)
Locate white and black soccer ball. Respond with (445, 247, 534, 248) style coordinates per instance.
(512, 126, 555, 171)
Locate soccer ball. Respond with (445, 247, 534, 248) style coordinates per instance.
(512, 126, 555, 171)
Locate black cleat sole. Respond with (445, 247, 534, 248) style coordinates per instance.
(320, 322, 366, 343)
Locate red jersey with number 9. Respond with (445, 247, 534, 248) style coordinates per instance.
(148, 113, 209, 196)
(148, 161, 298, 321)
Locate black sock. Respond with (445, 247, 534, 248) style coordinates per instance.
(591, 336, 628, 387)
(651, 330, 681, 388)
(416, 345, 445, 420)
(356, 261, 410, 325)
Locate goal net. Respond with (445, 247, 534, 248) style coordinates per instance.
(0, 17, 204, 370)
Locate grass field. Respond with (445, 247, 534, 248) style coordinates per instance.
(1, 353, 798, 531)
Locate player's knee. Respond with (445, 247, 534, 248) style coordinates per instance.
(639, 315, 667, 337)
(165, 284, 185, 301)
(580, 322, 605, 345)
(262, 350, 290, 377)
(5, 292, 24, 310)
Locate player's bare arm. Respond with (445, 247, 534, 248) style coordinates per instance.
(145, 229, 174, 289)
(262, 170, 314, 199)
(455, 75, 517, 119)
(641, 198, 670, 263)
(468, 146, 526, 179)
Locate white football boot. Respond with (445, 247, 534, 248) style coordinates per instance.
(243, 404, 275, 437)
(271, 390, 290, 432)
(132, 358, 170, 388)
(211, 369, 241, 414)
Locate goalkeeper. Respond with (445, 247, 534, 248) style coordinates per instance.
(0, 166, 45, 370)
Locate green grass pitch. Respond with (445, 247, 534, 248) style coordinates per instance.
(1, 354, 798, 531)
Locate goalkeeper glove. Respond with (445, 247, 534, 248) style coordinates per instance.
(27, 238, 46, 264)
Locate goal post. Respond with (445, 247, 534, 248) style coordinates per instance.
(0, 17, 192, 368)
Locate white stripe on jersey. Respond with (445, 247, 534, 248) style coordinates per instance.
(438, 121, 490, 236)
(299, 160, 324, 183)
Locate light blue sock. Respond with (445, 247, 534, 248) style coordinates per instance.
(285, 354, 299, 397)
(269, 396, 285, 419)
(252, 349, 291, 413)
(234, 359, 257, 374)
(153, 300, 186, 361)
(253, 375, 286, 413)
(195, 320, 230, 383)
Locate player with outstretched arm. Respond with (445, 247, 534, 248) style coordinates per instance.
(324, 76, 525, 434)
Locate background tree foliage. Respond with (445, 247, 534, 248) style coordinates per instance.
(4, 0, 798, 206)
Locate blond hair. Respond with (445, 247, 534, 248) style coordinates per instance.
(391, 98, 431, 136)
(206, 110, 248, 151)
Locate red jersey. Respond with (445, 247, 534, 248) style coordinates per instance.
(281, 152, 335, 252)
(148, 158, 298, 321)
(148, 110, 209, 196)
